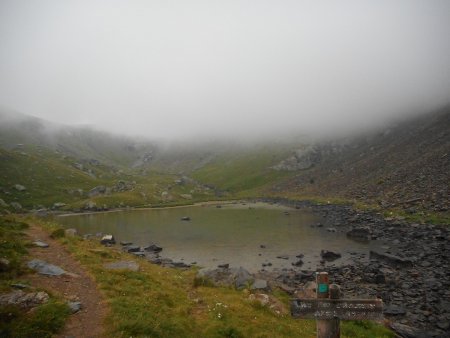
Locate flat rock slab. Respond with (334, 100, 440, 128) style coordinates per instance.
(28, 259, 65, 276)
(251, 279, 268, 290)
(103, 260, 139, 272)
(33, 240, 49, 248)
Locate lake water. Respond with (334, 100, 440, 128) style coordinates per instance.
(57, 202, 382, 272)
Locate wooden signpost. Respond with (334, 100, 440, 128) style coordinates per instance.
(291, 272, 383, 338)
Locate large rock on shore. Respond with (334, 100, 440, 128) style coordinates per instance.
(197, 266, 254, 289)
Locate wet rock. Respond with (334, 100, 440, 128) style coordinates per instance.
(100, 234, 115, 245)
(292, 260, 304, 267)
(181, 216, 191, 221)
(218, 263, 229, 269)
(327, 227, 336, 232)
(104, 260, 139, 271)
(320, 250, 342, 261)
(32, 240, 49, 248)
(120, 241, 133, 246)
(123, 245, 141, 253)
(384, 304, 407, 315)
(347, 227, 371, 240)
(143, 244, 163, 253)
(27, 259, 65, 276)
(388, 323, 420, 338)
(235, 267, 254, 289)
(0, 290, 49, 309)
(369, 250, 413, 267)
(276, 255, 289, 260)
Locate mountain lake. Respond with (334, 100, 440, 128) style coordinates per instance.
(57, 202, 384, 272)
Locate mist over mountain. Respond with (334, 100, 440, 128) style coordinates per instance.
(1, 1, 449, 140)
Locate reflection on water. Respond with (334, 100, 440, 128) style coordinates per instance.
(57, 202, 383, 272)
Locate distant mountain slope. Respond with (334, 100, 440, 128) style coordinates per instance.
(0, 109, 156, 168)
(270, 108, 450, 214)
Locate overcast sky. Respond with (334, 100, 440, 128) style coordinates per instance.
(0, 0, 449, 140)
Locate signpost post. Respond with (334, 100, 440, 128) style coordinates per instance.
(291, 272, 383, 338)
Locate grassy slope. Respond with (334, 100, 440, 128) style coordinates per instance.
(0, 216, 70, 337)
(0, 146, 214, 211)
(191, 147, 294, 197)
(36, 218, 393, 338)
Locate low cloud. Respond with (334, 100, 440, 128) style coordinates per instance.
(0, 0, 449, 141)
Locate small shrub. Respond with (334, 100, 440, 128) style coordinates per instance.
(50, 228, 65, 239)
(193, 276, 215, 288)
(218, 326, 244, 338)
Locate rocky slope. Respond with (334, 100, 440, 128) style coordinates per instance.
(270, 108, 450, 218)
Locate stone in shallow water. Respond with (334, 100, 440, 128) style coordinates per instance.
(27, 259, 65, 276)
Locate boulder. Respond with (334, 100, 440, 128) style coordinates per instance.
(389, 323, 428, 338)
(27, 259, 65, 276)
(85, 201, 97, 211)
(384, 304, 406, 315)
(320, 250, 342, 261)
(52, 202, 66, 209)
(0, 290, 49, 309)
(100, 234, 115, 245)
(292, 259, 304, 267)
(14, 184, 26, 191)
(67, 301, 82, 313)
(235, 267, 253, 289)
(65, 228, 78, 237)
(251, 279, 269, 290)
(88, 186, 107, 197)
(143, 244, 162, 253)
(32, 240, 49, 248)
(123, 245, 141, 253)
(369, 250, 413, 267)
(197, 266, 254, 289)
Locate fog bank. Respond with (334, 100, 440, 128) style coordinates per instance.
(0, 1, 449, 141)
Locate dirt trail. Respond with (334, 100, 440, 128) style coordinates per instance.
(25, 224, 107, 338)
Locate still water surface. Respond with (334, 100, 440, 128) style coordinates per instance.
(57, 202, 382, 272)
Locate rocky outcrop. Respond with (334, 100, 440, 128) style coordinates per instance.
(0, 290, 49, 309)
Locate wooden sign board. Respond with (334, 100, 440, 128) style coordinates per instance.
(291, 298, 383, 321)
